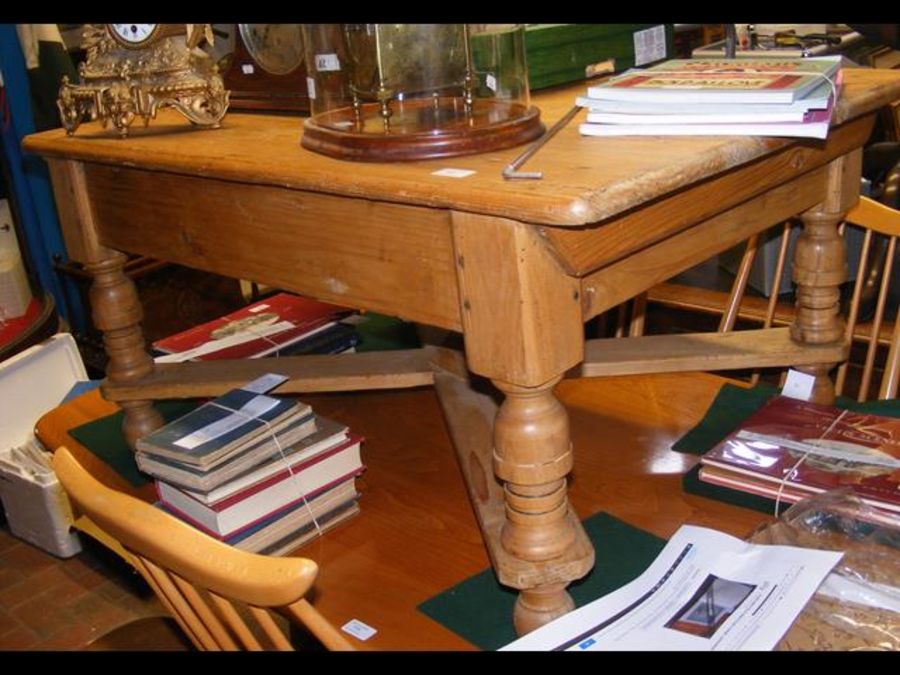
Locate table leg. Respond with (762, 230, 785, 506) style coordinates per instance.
(449, 211, 590, 635)
(493, 377, 577, 633)
(791, 152, 860, 405)
(86, 249, 163, 447)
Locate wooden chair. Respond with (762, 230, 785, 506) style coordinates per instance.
(582, 191, 900, 402)
(51, 446, 355, 651)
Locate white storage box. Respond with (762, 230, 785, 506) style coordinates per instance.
(0, 333, 85, 557)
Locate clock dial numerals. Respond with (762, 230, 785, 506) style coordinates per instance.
(238, 24, 305, 75)
(109, 23, 160, 47)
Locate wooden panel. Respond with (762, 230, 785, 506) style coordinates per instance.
(580, 167, 828, 317)
(451, 212, 583, 386)
(101, 348, 440, 401)
(83, 164, 462, 331)
(575, 327, 848, 378)
(23, 69, 900, 228)
(542, 115, 874, 275)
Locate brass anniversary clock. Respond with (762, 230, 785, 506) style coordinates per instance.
(57, 23, 229, 137)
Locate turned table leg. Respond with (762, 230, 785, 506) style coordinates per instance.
(791, 150, 860, 405)
(86, 250, 164, 447)
(493, 377, 577, 634)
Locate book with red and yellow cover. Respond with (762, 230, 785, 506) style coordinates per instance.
(699, 396, 900, 513)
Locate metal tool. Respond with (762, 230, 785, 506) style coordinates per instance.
(502, 104, 583, 180)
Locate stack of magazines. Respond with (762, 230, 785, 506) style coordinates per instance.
(136, 375, 364, 556)
(577, 56, 842, 139)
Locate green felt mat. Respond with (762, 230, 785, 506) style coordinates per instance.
(68, 399, 198, 488)
(674, 383, 900, 514)
(417, 512, 665, 651)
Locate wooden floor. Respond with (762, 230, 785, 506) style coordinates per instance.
(3, 369, 774, 651)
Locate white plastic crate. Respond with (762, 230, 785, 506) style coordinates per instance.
(0, 333, 86, 557)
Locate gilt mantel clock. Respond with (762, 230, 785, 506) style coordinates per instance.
(57, 23, 229, 137)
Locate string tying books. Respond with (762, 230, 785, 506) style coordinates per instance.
(774, 408, 851, 517)
(205, 396, 325, 538)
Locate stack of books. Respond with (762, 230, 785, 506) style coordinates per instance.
(136, 377, 364, 555)
(577, 56, 842, 140)
(698, 396, 900, 514)
(152, 292, 360, 363)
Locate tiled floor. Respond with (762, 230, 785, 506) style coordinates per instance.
(0, 513, 166, 650)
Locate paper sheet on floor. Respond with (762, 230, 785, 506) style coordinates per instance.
(502, 524, 842, 651)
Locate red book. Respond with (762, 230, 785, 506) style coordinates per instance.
(700, 396, 900, 513)
(152, 293, 353, 362)
(156, 434, 364, 538)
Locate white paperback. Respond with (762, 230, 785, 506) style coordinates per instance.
(502, 525, 842, 651)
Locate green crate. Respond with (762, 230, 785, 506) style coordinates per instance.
(523, 23, 674, 90)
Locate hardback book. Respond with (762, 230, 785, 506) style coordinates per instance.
(156, 434, 364, 538)
(213, 478, 359, 550)
(135, 386, 315, 470)
(578, 102, 833, 139)
(585, 56, 841, 104)
(254, 501, 361, 557)
(137, 415, 350, 493)
(576, 77, 833, 115)
(152, 292, 354, 363)
(699, 396, 900, 513)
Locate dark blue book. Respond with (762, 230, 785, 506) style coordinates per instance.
(135, 386, 312, 469)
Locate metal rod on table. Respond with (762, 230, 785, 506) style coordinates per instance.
(502, 104, 583, 180)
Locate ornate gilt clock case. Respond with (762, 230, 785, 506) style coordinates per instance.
(57, 23, 229, 137)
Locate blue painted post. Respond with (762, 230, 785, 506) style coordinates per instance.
(0, 24, 86, 331)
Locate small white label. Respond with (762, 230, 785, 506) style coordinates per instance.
(315, 53, 341, 72)
(173, 394, 280, 449)
(248, 304, 270, 313)
(241, 62, 255, 75)
(306, 76, 316, 100)
(241, 373, 289, 394)
(341, 619, 377, 641)
(633, 25, 667, 66)
(485, 72, 497, 93)
(432, 168, 476, 178)
(781, 369, 816, 401)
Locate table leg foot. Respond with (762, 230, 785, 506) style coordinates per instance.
(514, 584, 575, 636)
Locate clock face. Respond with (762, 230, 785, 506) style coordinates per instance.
(238, 24, 304, 75)
(108, 24, 160, 47)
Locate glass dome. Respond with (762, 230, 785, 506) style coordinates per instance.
(301, 24, 543, 161)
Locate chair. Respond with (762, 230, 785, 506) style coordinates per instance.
(51, 446, 355, 651)
(593, 150, 900, 403)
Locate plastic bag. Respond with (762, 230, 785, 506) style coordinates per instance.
(750, 489, 900, 650)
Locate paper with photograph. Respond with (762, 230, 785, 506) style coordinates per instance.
(502, 525, 842, 651)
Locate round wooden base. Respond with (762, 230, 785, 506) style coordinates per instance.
(301, 97, 544, 162)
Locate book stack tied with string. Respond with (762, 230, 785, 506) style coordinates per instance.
(577, 56, 842, 139)
(698, 396, 900, 515)
(135, 373, 365, 556)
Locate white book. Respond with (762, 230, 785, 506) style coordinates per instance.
(576, 77, 833, 115)
(578, 94, 835, 141)
(585, 56, 841, 104)
(585, 109, 809, 125)
(579, 120, 830, 140)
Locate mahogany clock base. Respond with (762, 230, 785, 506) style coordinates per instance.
(301, 98, 544, 161)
